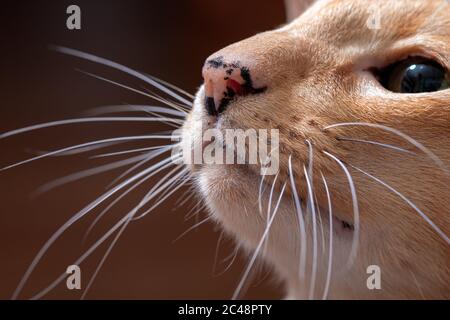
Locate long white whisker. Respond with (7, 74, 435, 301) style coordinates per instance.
(213, 232, 240, 278)
(1, 135, 175, 171)
(185, 198, 207, 221)
(30, 211, 131, 300)
(263, 172, 279, 255)
(258, 150, 278, 218)
(321, 172, 333, 300)
(258, 174, 266, 217)
(82, 168, 188, 299)
(0, 117, 181, 140)
(266, 173, 279, 221)
(85, 104, 185, 130)
(33, 161, 186, 300)
(132, 95, 186, 128)
(104, 146, 174, 189)
(305, 139, 319, 300)
(32, 141, 124, 157)
(84, 156, 178, 240)
(81, 214, 133, 300)
(288, 155, 307, 281)
(132, 169, 189, 221)
(323, 151, 360, 268)
(33, 160, 171, 300)
(86, 170, 186, 299)
(77, 70, 189, 115)
(149, 171, 190, 209)
(91, 145, 170, 159)
(304, 165, 318, 300)
(232, 181, 287, 300)
(12, 155, 176, 300)
(173, 216, 210, 243)
(141, 87, 190, 113)
(337, 137, 416, 155)
(324, 122, 449, 175)
(216, 246, 240, 277)
(35, 152, 154, 194)
(350, 164, 450, 244)
(145, 73, 195, 100)
(52, 46, 193, 107)
(314, 193, 326, 257)
(149, 164, 190, 206)
(2, 135, 176, 172)
(174, 188, 196, 210)
(85, 104, 186, 118)
(306, 140, 314, 179)
(132, 162, 183, 206)
(212, 232, 225, 276)
(133, 169, 189, 218)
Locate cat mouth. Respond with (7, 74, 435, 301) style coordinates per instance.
(198, 163, 356, 235)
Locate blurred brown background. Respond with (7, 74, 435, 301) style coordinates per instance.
(0, 1, 285, 299)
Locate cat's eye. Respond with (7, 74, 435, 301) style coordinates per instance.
(377, 57, 449, 93)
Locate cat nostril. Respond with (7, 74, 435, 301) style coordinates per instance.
(226, 79, 243, 96)
(205, 78, 244, 115)
(203, 64, 245, 116)
(202, 56, 267, 116)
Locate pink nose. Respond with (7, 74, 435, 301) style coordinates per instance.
(202, 56, 266, 116)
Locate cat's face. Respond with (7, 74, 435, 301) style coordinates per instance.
(181, 0, 450, 299)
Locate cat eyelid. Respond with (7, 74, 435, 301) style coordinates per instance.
(374, 46, 449, 72)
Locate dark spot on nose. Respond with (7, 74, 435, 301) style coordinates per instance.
(207, 56, 225, 69)
(203, 57, 267, 116)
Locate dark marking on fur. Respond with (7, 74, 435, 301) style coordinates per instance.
(205, 97, 218, 116)
(289, 130, 301, 139)
(341, 221, 355, 231)
(218, 98, 233, 114)
(275, 124, 288, 134)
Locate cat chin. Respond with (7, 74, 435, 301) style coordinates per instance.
(193, 164, 357, 299)
(196, 165, 438, 299)
(195, 164, 292, 252)
(195, 165, 429, 300)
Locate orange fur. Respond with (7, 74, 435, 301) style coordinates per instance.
(183, 0, 450, 299)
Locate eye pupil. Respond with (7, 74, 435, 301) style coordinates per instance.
(401, 63, 445, 93)
(377, 57, 449, 94)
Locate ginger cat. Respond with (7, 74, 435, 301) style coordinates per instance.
(181, 0, 450, 299)
(4, 0, 449, 300)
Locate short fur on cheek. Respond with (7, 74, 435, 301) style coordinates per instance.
(183, 0, 450, 299)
